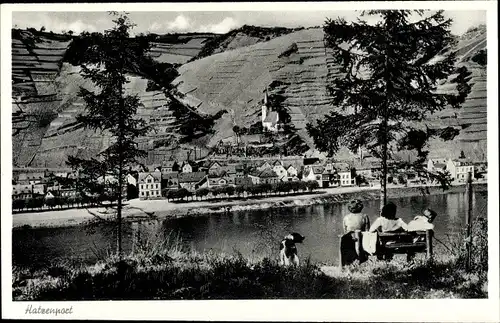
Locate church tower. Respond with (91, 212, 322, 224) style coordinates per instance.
(261, 87, 269, 124)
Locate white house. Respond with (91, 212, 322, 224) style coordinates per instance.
(427, 158, 448, 172)
(285, 164, 298, 177)
(181, 161, 193, 173)
(335, 164, 354, 186)
(302, 166, 324, 187)
(446, 159, 475, 182)
(126, 174, 137, 186)
(138, 172, 162, 199)
(272, 161, 288, 180)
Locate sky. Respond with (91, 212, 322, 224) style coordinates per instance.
(12, 10, 486, 36)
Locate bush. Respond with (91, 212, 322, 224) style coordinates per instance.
(306, 180, 319, 191)
(45, 198, 56, 209)
(195, 187, 209, 200)
(235, 185, 246, 197)
(12, 199, 26, 210)
(223, 186, 235, 197)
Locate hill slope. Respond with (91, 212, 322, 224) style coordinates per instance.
(175, 26, 487, 159)
(11, 25, 487, 168)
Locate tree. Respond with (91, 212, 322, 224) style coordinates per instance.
(65, 13, 153, 258)
(307, 10, 470, 208)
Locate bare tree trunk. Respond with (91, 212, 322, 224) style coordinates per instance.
(380, 129, 388, 210)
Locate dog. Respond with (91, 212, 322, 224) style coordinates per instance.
(279, 232, 305, 266)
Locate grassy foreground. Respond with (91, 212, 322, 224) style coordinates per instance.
(13, 252, 487, 300)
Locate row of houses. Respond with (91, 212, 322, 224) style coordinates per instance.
(135, 159, 362, 199)
(12, 155, 487, 201)
(427, 158, 487, 182)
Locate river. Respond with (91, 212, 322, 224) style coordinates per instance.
(12, 191, 487, 268)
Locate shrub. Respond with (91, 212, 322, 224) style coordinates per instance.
(235, 185, 245, 197)
(195, 187, 209, 200)
(12, 199, 26, 210)
(45, 198, 56, 209)
(306, 180, 319, 191)
(224, 185, 235, 197)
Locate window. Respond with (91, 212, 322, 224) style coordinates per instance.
(155, 184, 158, 189)
(147, 178, 152, 183)
(316, 176, 320, 180)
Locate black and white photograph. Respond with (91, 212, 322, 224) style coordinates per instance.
(1, 2, 498, 321)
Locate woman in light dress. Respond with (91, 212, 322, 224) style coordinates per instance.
(369, 201, 408, 233)
(342, 199, 370, 233)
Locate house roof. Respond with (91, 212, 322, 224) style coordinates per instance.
(162, 160, 177, 168)
(208, 170, 227, 178)
(434, 163, 446, 169)
(260, 168, 278, 178)
(310, 166, 324, 174)
(452, 159, 474, 166)
(138, 172, 162, 183)
(46, 190, 61, 197)
(178, 172, 206, 183)
(272, 160, 282, 166)
(182, 161, 197, 167)
(162, 172, 179, 180)
(263, 111, 279, 124)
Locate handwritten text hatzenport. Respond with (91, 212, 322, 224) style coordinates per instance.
(25, 305, 73, 316)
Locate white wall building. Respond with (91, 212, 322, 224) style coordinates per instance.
(138, 172, 162, 199)
(446, 159, 475, 182)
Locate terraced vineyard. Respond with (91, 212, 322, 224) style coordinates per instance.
(175, 26, 487, 159)
(11, 25, 488, 168)
(11, 30, 218, 168)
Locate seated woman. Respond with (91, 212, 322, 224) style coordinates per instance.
(369, 202, 408, 261)
(340, 199, 371, 265)
(369, 202, 408, 233)
(407, 208, 437, 231)
(342, 199, 370, 233)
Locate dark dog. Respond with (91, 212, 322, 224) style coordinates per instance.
(279, 232, 305, 266)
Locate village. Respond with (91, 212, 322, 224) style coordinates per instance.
(12, 152, 488, 211)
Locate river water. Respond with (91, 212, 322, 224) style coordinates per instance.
(12, 191, 487, 268)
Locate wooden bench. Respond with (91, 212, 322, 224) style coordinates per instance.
(339, 229, 434, 266)
(377, 230, 433, 261)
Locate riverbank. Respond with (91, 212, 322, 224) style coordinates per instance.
(12, 182, 487, 229)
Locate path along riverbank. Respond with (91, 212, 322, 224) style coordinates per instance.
(12, 182, 487, 229)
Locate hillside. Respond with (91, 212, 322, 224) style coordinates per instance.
(175, 26, 487, 160)
(11, 25, 487, 168)
(11, 29, 219, 168)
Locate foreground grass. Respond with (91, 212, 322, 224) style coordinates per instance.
(12, 252, 487, 300)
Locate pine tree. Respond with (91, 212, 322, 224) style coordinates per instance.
(66, 12, 151, 257)
(307, 10, 471, 208)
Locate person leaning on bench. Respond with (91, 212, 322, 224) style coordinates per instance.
(368, 202, 408, 261)
(368, 202, 408, 233)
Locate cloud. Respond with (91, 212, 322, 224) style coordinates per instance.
(167, 15, 191, 31)
(13, 13, 98, 34)
(199, 17, 239, 34)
